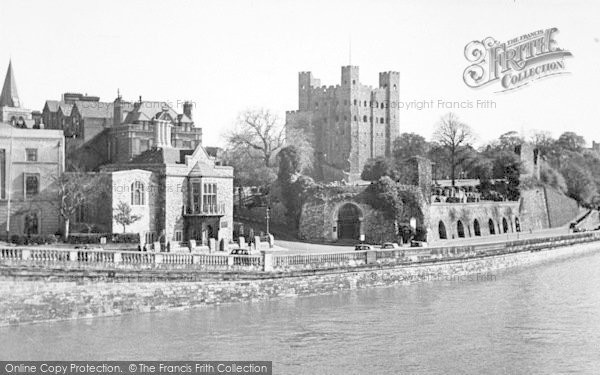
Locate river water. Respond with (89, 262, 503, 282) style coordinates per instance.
(1, 250, 600, 374)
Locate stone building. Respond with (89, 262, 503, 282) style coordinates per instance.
(108, 96, 201, 164)
(286, 66, 400, 182)
(98, 125, 234, 247)
(0, 122, 65, 237)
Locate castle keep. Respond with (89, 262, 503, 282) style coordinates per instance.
(286, 66, 400, 182)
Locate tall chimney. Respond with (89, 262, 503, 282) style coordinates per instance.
(183, 101, 193, 119)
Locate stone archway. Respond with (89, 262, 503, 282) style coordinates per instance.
(473, 219, 481, 236)
(337, 203, 362, 240)
(457, 220, 465, 238)
(488, 219, 495, 235)
(502, 218, 509, 233)
(438, 221, 447, 240)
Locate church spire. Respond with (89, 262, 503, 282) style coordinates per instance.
(0, 60, 21, 108)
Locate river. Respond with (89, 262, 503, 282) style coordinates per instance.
(1, 250, 600, 374)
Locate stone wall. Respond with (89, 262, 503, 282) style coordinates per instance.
(545, 186, 580, 227)
(428, 202, 521, 241)
(1, 240, 598, 326)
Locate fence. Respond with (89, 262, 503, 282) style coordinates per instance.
(1, 231, 600, 274)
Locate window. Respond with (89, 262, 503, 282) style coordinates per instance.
(363, 101, 367, 107)
(380, 118, 384, 124)
(24, 174, 39, 198)
(192, 182, 201, 212)
(24, 212, 39, 235)
(26, 148, 38, 162)
(353, 116, 357, 121)
(363, 116, 367, 122)
(353, 99, 357, 106)
(175, 231, 182, 242)
(131, 181, 145, 205)
(203, 183, 217, 213)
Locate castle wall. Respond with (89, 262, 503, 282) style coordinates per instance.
(428, 202, 521, 241)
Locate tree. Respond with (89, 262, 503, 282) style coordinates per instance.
(226, 109, 286, 168)
(497, 131, 523, 150)
(431, 113, 474, 186)
(113, 201, 141, 233)
(361, 157, 397, 182)
(392, 133, 430, 162)
(277, 146, 301, 184)
(52, 171, 103, 240)
(556, 131, 586, 153)
(222, 147, 277, 187)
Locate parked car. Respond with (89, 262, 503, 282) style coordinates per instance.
(380, 242, 400, 249)
(410, 240, 428, 248)
(230, 248, 250, 255)
(354, 244, 374, 251)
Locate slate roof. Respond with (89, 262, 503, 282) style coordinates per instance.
(44, 100, 61, 113)
(129, 147, 194, 165)
(124, 101, 179, 124)
(74, 101, 114, 118)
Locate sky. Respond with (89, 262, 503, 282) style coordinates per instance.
(1, 0, 599, 147)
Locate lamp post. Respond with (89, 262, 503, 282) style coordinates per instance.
(266, 206, 270, 235)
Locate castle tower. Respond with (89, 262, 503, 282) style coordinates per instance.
(286, 66, 401, 182)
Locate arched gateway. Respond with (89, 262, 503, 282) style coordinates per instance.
(337, 203, 362, 240)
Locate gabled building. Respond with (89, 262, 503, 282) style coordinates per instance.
(108, 96, 201, 164)
(98, 121, 233, 247)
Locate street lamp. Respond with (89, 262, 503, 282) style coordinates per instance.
(265, 206, 270, 235)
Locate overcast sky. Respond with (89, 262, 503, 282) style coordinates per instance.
(1, 0, 599, 147)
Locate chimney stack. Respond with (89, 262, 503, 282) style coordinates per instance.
(183, 101, 193, 119)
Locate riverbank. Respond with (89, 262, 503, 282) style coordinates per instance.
(1, 233, 600, 326)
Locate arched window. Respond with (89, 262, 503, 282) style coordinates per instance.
(473, 219, 481, 236)
(354, 99, 357, 106)
(457, 220, 465, 238)
(438, 221, 447, 240)
(131, 181, 145, 205)
(502, 218, 509, 233)
(380, 118, 384, 124)
(353, 115, 357, 121)
(380, 103, 384, 109)
(363, 115, 367, 122)
(488, 219, 495, 235)
(363, 100, 367, 107)
(515, 217, 521, 232)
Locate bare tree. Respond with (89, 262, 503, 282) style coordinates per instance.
(227, 109, 286, 168)
(51, 170, 104, 239)
(432, 113, 474, 186)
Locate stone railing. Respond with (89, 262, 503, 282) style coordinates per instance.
(1, 231, 600, 275)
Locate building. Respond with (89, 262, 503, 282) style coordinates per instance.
(97, 121, 233, 248)
(286, 66, 400, 182)
(0, 122, 65, 237)
(0, 60, 37, 128)
(108, 96, 202, 164)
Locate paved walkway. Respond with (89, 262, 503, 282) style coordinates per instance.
(274, 226, 579, 255)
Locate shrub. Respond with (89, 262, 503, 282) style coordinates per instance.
(112, 233, 140, 244)
(10, 234, 20, 244)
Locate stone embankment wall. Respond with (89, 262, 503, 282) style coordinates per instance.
(1, 238, 599, 326)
